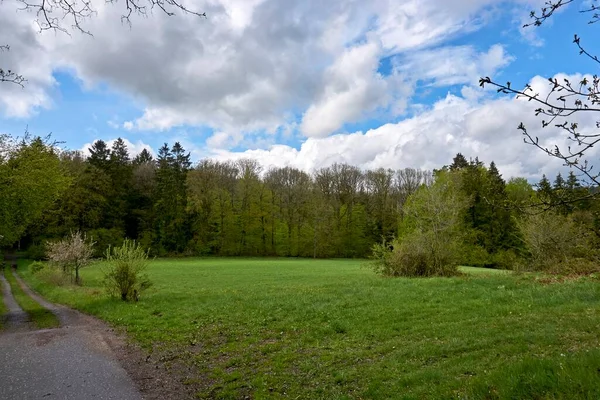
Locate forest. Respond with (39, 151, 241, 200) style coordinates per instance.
(2, 134, 598, 273)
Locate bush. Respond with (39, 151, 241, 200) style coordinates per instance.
(29, 261, 46, 274)
(103, 239, 152, 301)
(27, 244, 48, 260)
(371, 234, 460, 277)
(36, 265, 69, 286)
(372, 171, 466, 277)
(489, 250, 521, 270)
(517, 212, 599, 274)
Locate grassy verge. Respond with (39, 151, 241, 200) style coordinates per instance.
(0, 267, 7, 330)
(4, 267, 59, 329)
(20, 258, 600, 399)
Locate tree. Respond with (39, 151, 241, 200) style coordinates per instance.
(372, 171, 468, 277)
(133, 148, 153, 165)
(480, 0, 600, 189)
(88, 140, 111, 170)
(0, 135, 70, 246)
(9, 0, 206, 34)
(153, 142, 191, 253)
(46, 231, 94, 284)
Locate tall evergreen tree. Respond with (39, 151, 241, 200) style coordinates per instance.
(450, 153, 469, 170)
(133, 148, 153, 165)
(88, 140, 111, 169)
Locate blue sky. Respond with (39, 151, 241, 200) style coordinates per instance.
(1, 0, 599, 178)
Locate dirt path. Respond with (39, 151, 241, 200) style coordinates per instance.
(0, 269, 195, 399)
(0, 271, 33, 331)
(0, 269, 144, 399)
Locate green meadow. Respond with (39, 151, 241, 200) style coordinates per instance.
(19, 258, 600, 399)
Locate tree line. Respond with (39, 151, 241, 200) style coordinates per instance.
(2, 136, 598, 268)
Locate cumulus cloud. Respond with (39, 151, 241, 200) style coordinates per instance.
(300, 42, 393, 138)
(211, 73, 600, 181)
(2, 0, 587, 181)
(0, 2, 56, 117)
(394, 44, 514, 87)
(1, 0, 529, 133)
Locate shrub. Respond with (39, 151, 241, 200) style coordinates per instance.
(103, 239, 152, 301)
(372, 171, 466, 277)
(29, 261, 46, 274)
(27, 243, 47, 260)
(517, 212, 599, 274)
(36, 265, 68, 286)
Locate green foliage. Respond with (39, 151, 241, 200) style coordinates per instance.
(26, 243, 48, 260)
(517, 211, 599, 274)
(29, 261, 46, 274)
(88, 228, 125, 257)
(15, 138, 596, 267)
(373, 171, 467, 277)
(0, 136, 70, 246)
(34, 264, 69, 286)
(18, 258, 600, 399)
(103, 239, 152, 301)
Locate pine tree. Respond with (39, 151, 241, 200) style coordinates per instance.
(553, 172, 565, 191)
(450, 153, 469, 170)
(110, 138, 130, 165)
(88, 140, 110, 169)
(133, 148, 153, 165)
(537, 174, 553, 202)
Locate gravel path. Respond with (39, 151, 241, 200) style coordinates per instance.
(0, 268, 143, 400)
(0, 272, 33, 331)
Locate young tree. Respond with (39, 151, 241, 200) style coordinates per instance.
(46, 231, 94, 285)
(373, 171, 469, 277)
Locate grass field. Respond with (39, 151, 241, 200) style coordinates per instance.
(19, 258, 600, 399)
(4, 267, 60, 329)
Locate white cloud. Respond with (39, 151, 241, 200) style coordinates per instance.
(395, 44, 514, 87)
(0, 1, 56, 117)
(300, 41, 394, 138)
(210, 73, 599, 181)
(1, 0, 528, 136)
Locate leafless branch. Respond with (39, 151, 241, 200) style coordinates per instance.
(13, 0, 206, 34)
(0, 45, 26, 87)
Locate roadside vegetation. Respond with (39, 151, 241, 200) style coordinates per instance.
(20, 258, 600, 399)
(0, 268, 7, 329)
(3, 266, 59, 329)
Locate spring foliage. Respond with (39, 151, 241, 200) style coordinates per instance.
(103, 239, 152, 301)
(371, 171, 467, 277)
(46, 231, 94, 284)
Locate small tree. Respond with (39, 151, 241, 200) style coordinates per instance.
(372, 171, 469, 277)
(46, 231, 94, 285)
(103, 239, 152, 301)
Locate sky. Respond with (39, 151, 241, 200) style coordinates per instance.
(1, 0, 599, 180)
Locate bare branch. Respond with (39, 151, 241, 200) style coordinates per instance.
(12, 0, 206, 34)
(0, 45, 26, 87)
